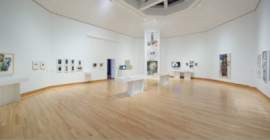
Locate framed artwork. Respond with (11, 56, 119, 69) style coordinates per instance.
(77, 60, 82, 72)
(65, 59, 69, 65)
(57, 59, 62, 65)
(93, 63, 97, 68)
(71, 66, 75, 72)
(269, 51, 270, 81)
(147, 60, 158, 75)
(71, 59, 75, 65)
(70, 59, 75, 72)
(57, 59, 63, 73)
(257, 54, 262, 79)
(0, 53, 14, 76)
(219, 53, 231, 79)
(57, 66, 62, 73)
(171, 61, 181, 68)
(99, 63, 104, 67)
(119, 65, 127, 70)
(40, 62, 46, 70)
(65, 66, 69, 73)
(262, 51, 267, 83)
(32, 61, 40, 70)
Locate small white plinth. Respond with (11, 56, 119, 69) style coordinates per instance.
(160, 74, 171, 86)
(0, 78, 26, 106)
(117, 75, 146, 96)
(183, 72, 192, 80)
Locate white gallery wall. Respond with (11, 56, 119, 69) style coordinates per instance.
(0, 0, 269, 98)
(256, 0, 270, 97)
(161, 0, 270, 97)
(161, 12, 257, 86)
(0, 0, 144, 93)
(0, 0, 53, 93)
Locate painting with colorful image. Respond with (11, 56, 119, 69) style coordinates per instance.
(0, 53, 14, 76)
(219, 53, 231, 79)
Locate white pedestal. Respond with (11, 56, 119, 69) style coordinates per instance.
(160, 74, 170, 86)
(184, 72, 192, 80)
(127, 79, 144, 96)
(171, 71, 193, 80)
(0, 84, 20, 106)
(117, 75, 146, 96)
(0, 78, 26, 106)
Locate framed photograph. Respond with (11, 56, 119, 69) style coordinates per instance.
(219, 53, 231, 79)
(99, 63, 104, 67)
(0, 53, 14, 76)
(71, 66, 75, 72)
(71, 59, 75, 65)
(119, 65, 127, 70)
(57, 66, 62, 73)
(262, 51, 267, 83)
(93, 63, 97, 68)
(65, 66, 69, 73)
(171, 61, 181, 69)
(269, 51, 270, 81)
(257, 54, 262, 79)
(57, 59, 62, 65)
(40, 62, 46, 70)
(147, 60, 158, 75)
(65, 59, 69, 65)
(32, 61, 40, 71)
(77, 60, 82, 72)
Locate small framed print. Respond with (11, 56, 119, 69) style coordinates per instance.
(32, 61, 40, 70)
(65, 66, 68, 73)
(71, 59, 75, 65)
(57, 66, 62, 73)
(65, 59, 69, 65)
(100, 63, 103, 67)
(40, 62, 46, 70)
(57, 59, 62, 65)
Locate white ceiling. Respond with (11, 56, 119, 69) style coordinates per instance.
(34, 0, 259, 38)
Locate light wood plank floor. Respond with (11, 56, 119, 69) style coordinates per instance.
(1, 79, 270, 140)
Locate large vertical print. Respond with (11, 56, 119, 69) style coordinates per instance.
(145, 31, 160, 75)
(262, 51, 267, 83)
(257, 54, 262, 79)
(219, 53, 231, 79)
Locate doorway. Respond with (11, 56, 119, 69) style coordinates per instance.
(107, 59, 116, 80)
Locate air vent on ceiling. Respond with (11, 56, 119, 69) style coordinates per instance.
(123, 0, 197, 16)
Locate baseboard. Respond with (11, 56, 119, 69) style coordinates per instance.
(254, 87, 270, 101)
(192, 77, 256, 90)
(21, 79, 107, 98)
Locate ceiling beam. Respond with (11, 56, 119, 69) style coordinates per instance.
(140, 0, 164, 11)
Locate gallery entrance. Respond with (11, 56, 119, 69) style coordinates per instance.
(107, 59, 116, 80)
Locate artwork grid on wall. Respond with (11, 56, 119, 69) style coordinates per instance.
(57, 59, 63, 73)
(57, 59, 83, 73)
(0, 53, 14, 76)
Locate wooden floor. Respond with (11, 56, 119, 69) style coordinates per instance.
(1, 79, 270, 140)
